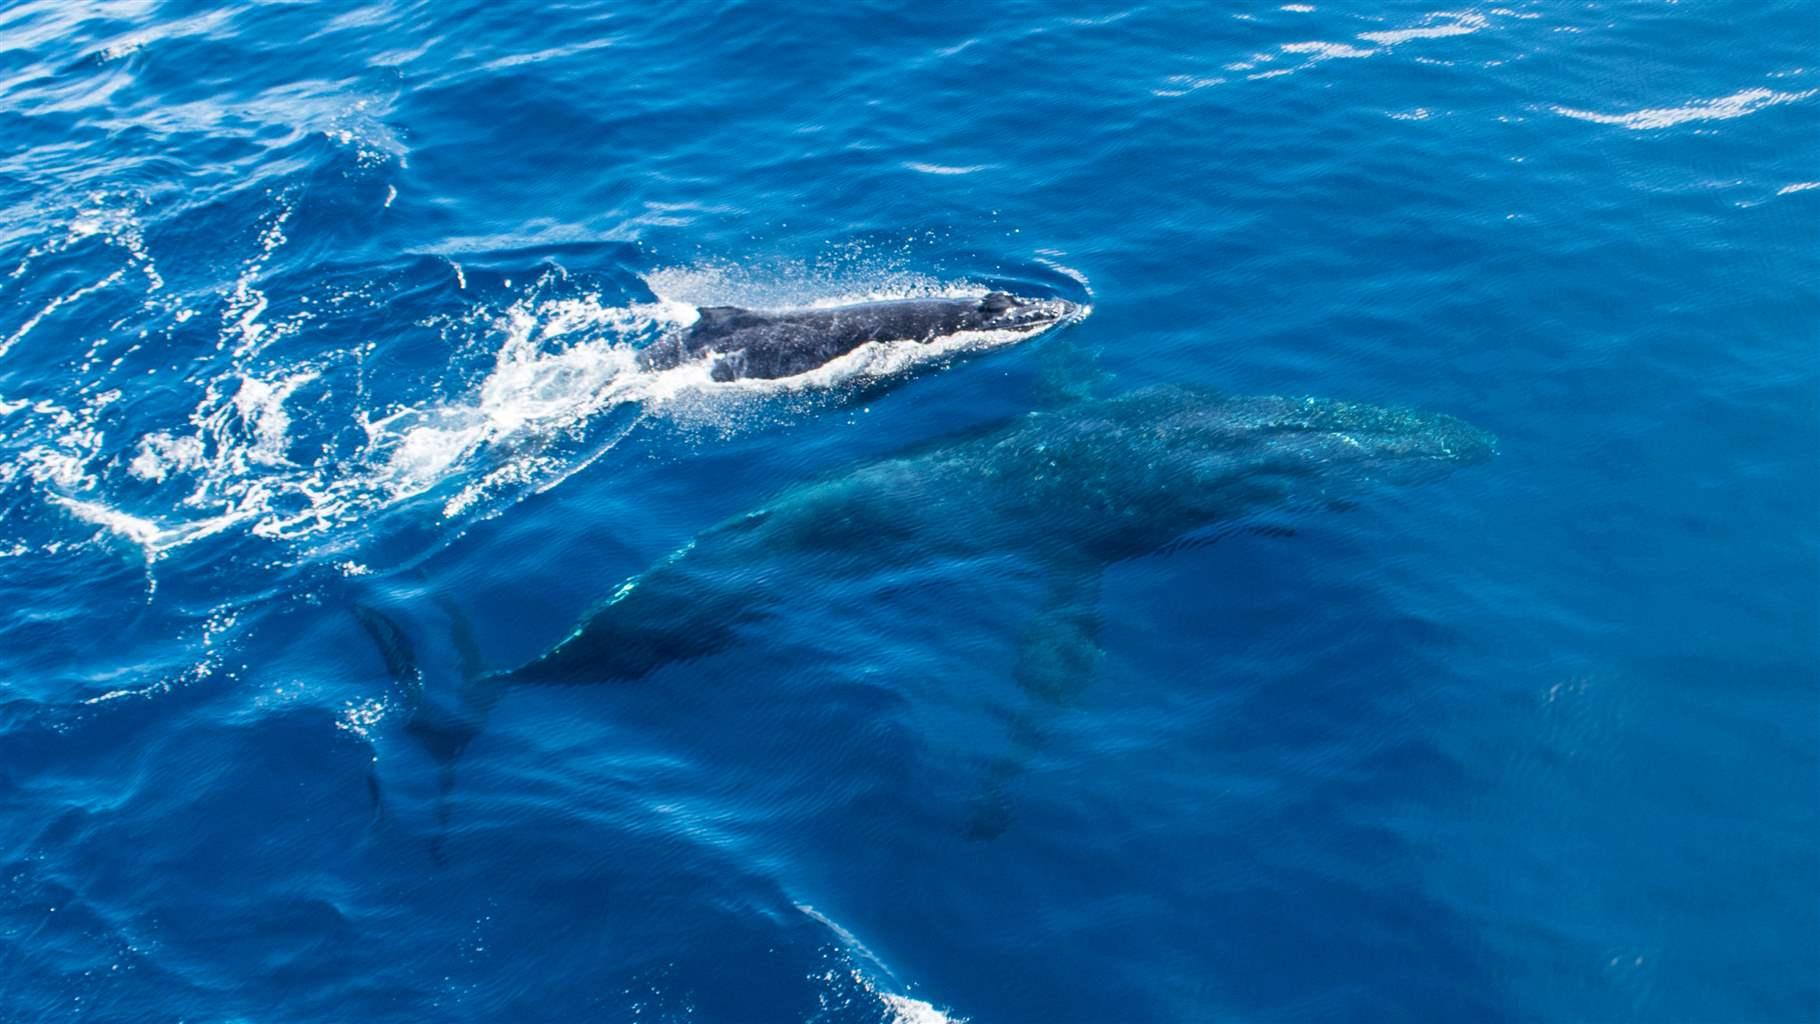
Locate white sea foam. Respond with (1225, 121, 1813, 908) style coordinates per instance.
(221, 199, 294, 357)
(48, 494, 250, 558)
(798, 904, 966, 1024)
(232, 369, 319, 465)
(129, 432, 205, 483)
(48, 495, 165, 550)
(882, 994, 963, 1024)
(1552, 87, 1818, 130)
(1, 192, 1084, 560)
(365, 293, 678, 500)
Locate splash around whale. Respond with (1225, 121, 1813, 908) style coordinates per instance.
(637, 291, 1082, 382)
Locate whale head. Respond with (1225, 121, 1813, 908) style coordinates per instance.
(973, 291, 1082, 334)
(1027, 387, 1495, 558)
(1143, 393, 1495, 539)
(1156, 391, 1497, 490)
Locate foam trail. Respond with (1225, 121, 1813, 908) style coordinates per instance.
(1035, 255, 1095, 297)
(447, 407, 648, 518)
(797, 904, 966, 1024)
(45, 494, 245, 602)
(49, 494, 251, 558)
(1, 209, 1088, 562)
(377, 283, 1082, 520)
(531, 408, 649, 499)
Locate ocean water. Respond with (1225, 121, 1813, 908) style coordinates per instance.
(1, 1, 1816, 1020)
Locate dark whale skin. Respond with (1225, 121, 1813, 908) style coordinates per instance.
(636, 292, 1079, 381)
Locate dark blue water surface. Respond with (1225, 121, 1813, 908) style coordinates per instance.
(2, 2, 1816, 1021)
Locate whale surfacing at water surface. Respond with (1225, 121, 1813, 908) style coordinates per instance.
(636, 291, 1082, 382)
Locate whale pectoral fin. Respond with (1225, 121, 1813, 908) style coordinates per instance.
(351, 599, 497, 865)
(1013, 569, 1105, 706)
(1034, 318, 1106, 408)
(964, 566, 1104, 840)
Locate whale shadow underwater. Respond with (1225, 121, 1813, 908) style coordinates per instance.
(356, 383, 1495, 844)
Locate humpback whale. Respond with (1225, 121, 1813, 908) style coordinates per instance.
(360, 385, 1493, 839)
(637, 291, 1081, 381)
(511, 386, 1494, 683)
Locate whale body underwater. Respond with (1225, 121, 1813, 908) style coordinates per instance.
(637, 291, 1082, 381)
(512, 385, 1496, 684)
(356, 384, 1494, 836)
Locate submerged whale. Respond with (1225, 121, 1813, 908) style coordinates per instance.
(359, 385, 1493, 839)
(636, 291, 1081, 381)
(512, 385, 1494, 683)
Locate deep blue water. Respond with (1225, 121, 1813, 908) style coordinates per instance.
(2, 1, 1817, 1020)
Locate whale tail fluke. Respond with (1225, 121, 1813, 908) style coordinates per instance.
(351, 601, 495, 865)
